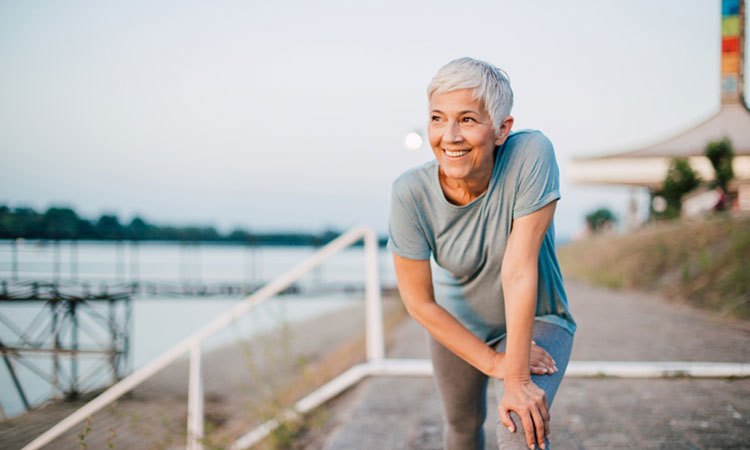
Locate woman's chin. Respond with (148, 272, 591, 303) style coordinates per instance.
(440, 164, 473, 181)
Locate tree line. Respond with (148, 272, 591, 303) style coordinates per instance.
(0, 205, 365, 246)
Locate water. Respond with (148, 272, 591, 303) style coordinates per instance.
(0, 239, 397, 286)
(0, 240, 397, 420)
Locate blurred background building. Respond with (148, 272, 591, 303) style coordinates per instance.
(570, 0, 750, 224)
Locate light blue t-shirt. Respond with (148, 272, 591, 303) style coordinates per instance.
(387, 129, 576, 345)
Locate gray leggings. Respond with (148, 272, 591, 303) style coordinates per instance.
(428, 320, 574, 450)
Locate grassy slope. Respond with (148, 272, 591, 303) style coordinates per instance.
(557, 214, 750, 319)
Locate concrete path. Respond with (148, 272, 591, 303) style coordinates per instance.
(317, 280, 750, 450)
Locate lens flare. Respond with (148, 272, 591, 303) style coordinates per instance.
(404, 131, 423, 150)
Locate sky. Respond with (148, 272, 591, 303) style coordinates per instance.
(1, 0, 748, 240)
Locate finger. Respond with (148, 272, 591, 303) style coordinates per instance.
(538, 348, 555, 367)
(530, 406, 546, 449)
(529, 353, 552, 373)
(529, 357, 552, 374)
(530, 346, 556, 369)
(519, 411, 536, 449)
(536, 394, 551, 439)
(499, 407, 514, 433)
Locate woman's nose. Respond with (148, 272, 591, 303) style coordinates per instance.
(443, 120, 463, 143)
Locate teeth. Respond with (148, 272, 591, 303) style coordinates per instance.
(445, 150, 469, 157)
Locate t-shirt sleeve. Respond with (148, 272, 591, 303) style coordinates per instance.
(387, 179, 431, 260)
(512, 132, 561, 218)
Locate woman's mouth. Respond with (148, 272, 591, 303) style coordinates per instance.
(444, 149, 471, 158)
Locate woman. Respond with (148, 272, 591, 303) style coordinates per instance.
(388, 57, 576, 450)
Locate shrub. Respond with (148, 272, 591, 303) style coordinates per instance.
(658, 158, 700, 219)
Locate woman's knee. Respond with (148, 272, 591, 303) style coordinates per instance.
(496, 411, 549, 450)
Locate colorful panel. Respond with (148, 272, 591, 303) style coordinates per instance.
(722, 37, 740, 53)
(722, 53, 740, 74)
(722, 16, 740, 36)
(722, 0, 740, 16)
(720, 0, 742, 102)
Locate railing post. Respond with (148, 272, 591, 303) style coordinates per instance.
(363, 229, 384, 362)
(11, 238, 19, 282)
(187, 343, 204, 450)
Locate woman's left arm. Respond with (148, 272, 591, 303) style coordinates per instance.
(498, 200, 557, 449)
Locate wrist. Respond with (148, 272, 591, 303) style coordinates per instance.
(504, 372, 531, 388)
(487, 351, 506, 379)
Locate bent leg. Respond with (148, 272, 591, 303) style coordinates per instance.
(493, 320, 574, 450)
(428, 333, 489, 450)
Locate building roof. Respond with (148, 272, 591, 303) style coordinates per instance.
(576, 102, 750, 161)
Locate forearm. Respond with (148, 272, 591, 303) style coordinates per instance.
(405, 299, 501, 377)
(393, 254, 504, 377)
(501, 270, 539, 385)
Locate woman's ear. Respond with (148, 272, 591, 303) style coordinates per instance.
(494, 116, 514, 145)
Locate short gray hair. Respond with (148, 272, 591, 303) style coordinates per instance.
(427, 57, 514, 133)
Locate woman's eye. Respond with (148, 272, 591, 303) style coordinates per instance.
(430, 115, 441, 121)
(462, 117, 476, 123)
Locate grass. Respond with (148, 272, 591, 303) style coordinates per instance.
(558, 214, 750, 319)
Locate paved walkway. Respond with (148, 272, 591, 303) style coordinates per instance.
(316, 280, 750, 450)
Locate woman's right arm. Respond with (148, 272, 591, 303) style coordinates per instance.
(393, 254, 557, 379)
(393, 253, 507, 378)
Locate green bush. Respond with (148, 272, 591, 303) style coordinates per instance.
(585, 208, 616, 233)
(705, 138, 735, 210)
(658, 158, 700, 219)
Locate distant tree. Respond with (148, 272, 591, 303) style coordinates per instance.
(227, 228, 253, 242)
(41, 207, 80, 239)
(0, 204, 357, 244)
(126, 217, 151, 240)
(200, 227, 221, 241)
(0, 206, 13, 238)
(11, 207, 43, 238)
(659, 158, 700, 219)
(705, 138, 735, 211)
(177, 226, 220, 242)
(77, 218, 96, 239)
(585, 208, 616, 233)
(319, 229, 340, 245)
(96, 214, 125, 240)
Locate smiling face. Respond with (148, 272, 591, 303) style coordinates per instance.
(428, 88, 513, 185)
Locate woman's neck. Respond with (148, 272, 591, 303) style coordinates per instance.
(438, 164, 494, 206)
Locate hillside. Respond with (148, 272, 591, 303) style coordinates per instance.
(557, 214, 750, 319)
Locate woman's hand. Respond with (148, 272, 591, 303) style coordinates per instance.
(489, 340, 557, 379)
(530, 340, 558, 375)
(498, 379, 550, 449)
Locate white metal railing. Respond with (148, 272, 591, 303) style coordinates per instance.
(21, 226, 385, 450)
